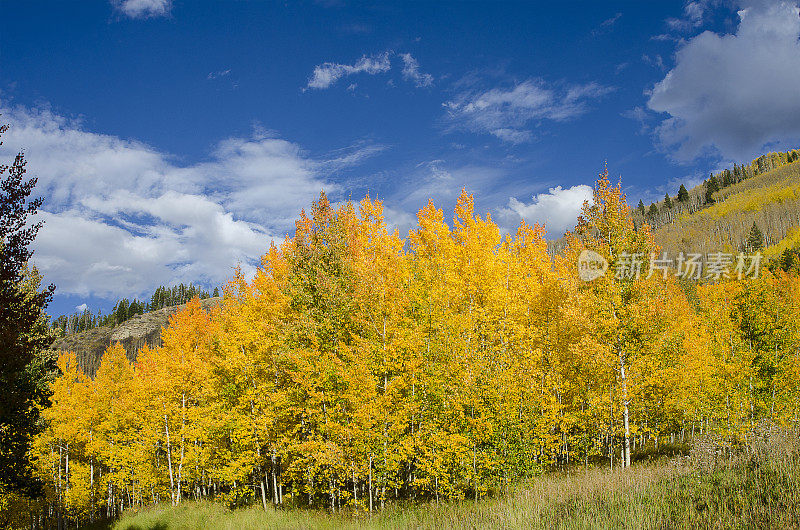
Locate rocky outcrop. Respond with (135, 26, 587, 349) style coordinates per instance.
(49, 297, 222, 377)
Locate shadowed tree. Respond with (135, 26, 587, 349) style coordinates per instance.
(677, 184, 689, 203)
(0, 123, 56, 497)
(746, 221, 764, 252)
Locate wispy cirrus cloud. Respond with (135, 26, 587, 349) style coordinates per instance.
(592, 12, 622, 36)
(306, 52, 392, 89)
(112, 0, 171, 19)
(305, 51, 433, 90)
(443, 80, 613, 143)
(665, 0, 711, 32)
(207, 69, 231, 80)
(400, 53, 434, 87)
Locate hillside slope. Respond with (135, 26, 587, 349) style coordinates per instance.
(49, 297, 222, 377)
(545, 157, 800, 258)
(652, 160, 800, 256)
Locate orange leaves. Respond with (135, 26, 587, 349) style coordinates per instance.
(31, 167, 800, 516)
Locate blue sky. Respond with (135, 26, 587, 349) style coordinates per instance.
(2, 0, 800, 317)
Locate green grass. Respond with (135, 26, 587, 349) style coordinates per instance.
(113, 452, 800, 530)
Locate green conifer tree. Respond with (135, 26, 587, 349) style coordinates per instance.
(746, 221, 764, 251)
(0, 124, 56, 496)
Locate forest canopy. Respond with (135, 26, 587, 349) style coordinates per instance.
(23, 169, 800, 528)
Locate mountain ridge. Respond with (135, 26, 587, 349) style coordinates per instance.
(49, 296, 222, 377)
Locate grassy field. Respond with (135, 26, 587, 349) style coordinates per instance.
(114, 427, 800, 530)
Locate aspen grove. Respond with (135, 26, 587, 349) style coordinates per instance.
(30, 171, 800, 523)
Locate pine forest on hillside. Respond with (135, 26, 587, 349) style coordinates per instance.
(634, 149, 799, 233)
(51, 283, 220, 336)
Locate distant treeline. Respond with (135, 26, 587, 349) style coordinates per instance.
(52, 283, 219, 335)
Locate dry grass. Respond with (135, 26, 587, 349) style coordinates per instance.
(115, 424, 800, 530)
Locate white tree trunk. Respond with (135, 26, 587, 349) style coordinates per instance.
(164, 414, 175, 505)
(620, 352, 631, 468)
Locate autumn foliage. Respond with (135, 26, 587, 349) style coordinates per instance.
(28, 171, 800, 525)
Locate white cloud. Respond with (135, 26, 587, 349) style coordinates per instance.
(75, 303, 88, 313)
(305, 51, 434, 90)
(490, 128, 532, 144)
(306, 52, 391, 89)
(112, 0, 171, 19)
(500, 185, 593, 235)
(602, 12, 623, 27)
(642, 54, 666, 70)
(35, 196, 268, 298)
(400, 53, 433, 87)
(592, 12, 622, 36)
(444, 80, 613, 143)
(207, 69, 231, 80)
(622, 105, 651, 134)
(1, 104, 382, 298)
(666, 1, 709, 31)
(647, 0, 800, 161)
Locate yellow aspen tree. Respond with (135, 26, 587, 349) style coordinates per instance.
(137, 298, 218, 506)
(565, 168, 688, 468)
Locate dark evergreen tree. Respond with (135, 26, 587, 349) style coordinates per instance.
(746, 221, 764, 251)
(708, 174, 720, 193)
(0, 123, 56, 497)
(777, 246, 800, 273)
(648, 203, 658, 217)
(115, 298, 129, 324)
(722, 169, 733, 187)
(637, 199, 645, 215)
(677, 184, 689, 203)
(663, 193, 673, 209)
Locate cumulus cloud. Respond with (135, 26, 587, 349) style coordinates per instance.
(647, 0, 800, 161)
(112, 0, 171, 19)
(500, 185, 593, 235)
(306, 52, 391, 89)
(400, 53, 433, 87)
(444, 80, 613, 143)
(75, 303, 88, 313)
(0, 104, 381, 298)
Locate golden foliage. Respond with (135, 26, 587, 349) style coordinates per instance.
(26, 175, 800, 527)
